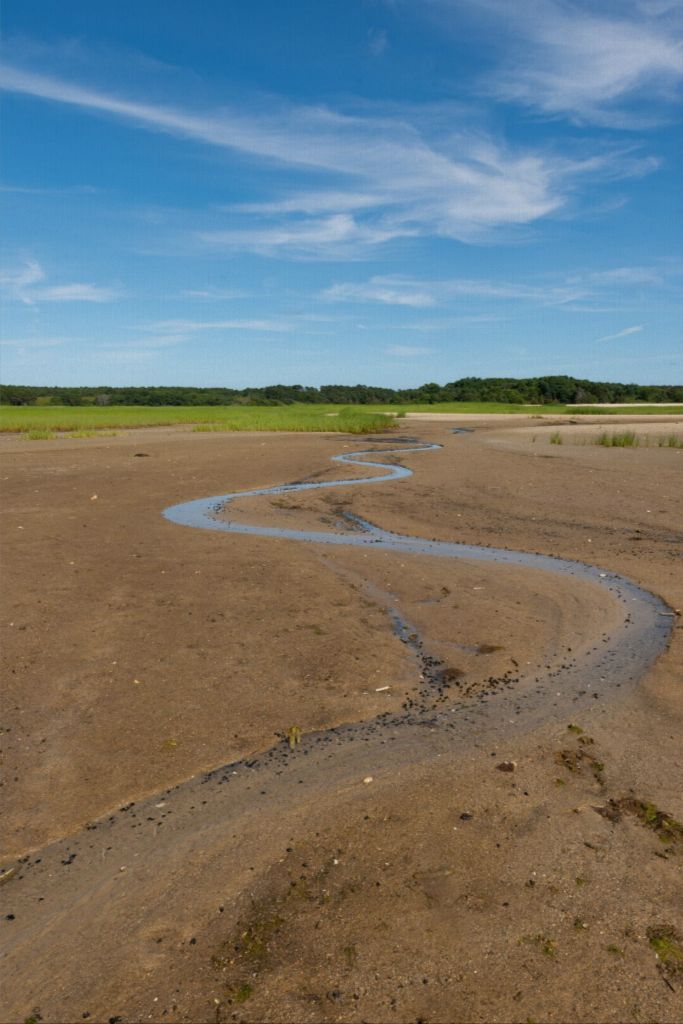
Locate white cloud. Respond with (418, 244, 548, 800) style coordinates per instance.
(385, 344, 434, 356)
(396, 314, 504, 332)
(596, 324, 645, 342)
(0, 63, 647, 257)
(585, 266, 663, 285)
(451, 0, 683, 125)
(368, 29, 389, 57)
(0, 259, 118, 303)
(324, 277, 436, 307)
(229, 191, 380, 215)
(0, 183, 100, 195)
(38, 283, 118, 302)
(198, 213, 412, 258)
(0, 336, 65, 348)
(180, 287, 250, 300)
(324, 263, 674, 314)
(324, 273, 584, 307)
(0, 259, 45, 290)
(145, 317, 296, 334)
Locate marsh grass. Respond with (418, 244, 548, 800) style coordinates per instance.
(24, 429, 57, 440)
(3, 402, 683, 433)
(595, 431, 682, 448)
(2, 405, 393, 434)
(597, 430, 639, 447)
(67, 429, 119, 438)
(547, 430, 683, 449)
(190, 408, 393, 433)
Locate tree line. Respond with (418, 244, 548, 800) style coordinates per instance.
(1, 376, 681, 407)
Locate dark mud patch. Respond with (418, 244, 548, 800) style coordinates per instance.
(594, 798, 683, 846)
(554, 746, 605, 784)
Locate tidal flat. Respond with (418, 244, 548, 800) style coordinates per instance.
(1, 415, 682, 1023)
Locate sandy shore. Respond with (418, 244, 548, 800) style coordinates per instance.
(1, 415, 682, 1023)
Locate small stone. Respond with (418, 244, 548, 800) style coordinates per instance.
(363, 776, 374, 785)
(460, 812, 473, 821)
(496, 761, 516, 772)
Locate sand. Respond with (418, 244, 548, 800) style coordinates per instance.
(1, 416, 682, 1023)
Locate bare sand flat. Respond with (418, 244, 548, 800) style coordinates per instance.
(1, 416, 682, 1023)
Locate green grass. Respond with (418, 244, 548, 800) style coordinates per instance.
(597, 430, 639, 447)
(647, 926, 683, 978)
(190, 407, 392, 433)
(0, 405, 394, 435)
(24, 428, 57, 440)
(595, 431, 683, 448)
(2, 401, 682, 436)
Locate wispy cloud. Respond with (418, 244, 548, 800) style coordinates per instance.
(596, 324, 645, 342)
(324, 273, 583, 307)
(38, 283, 118, 302)
(584, 266, 663, 285)
(0, 336, 65, 348)
(451, 0, 683, 125)
(198, 214, 412, 259)
(323, 263, 676, 313)
(0, 259, 118, 304)
(145, 317, 296, 334)
(228, 191, 380, 215)
(180, 287, 250, 300)
(395, 314, 504, 332)
(0, 63, 653, 257)
(368, 28, 389, 57)
(325, 277, 436, 307)
(385, 344, 434, 357)
(0, 183, 100, 195)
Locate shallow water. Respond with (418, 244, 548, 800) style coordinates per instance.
(164, 438, 672, 736)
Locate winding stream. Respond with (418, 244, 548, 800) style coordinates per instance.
(164, 438, 671, 690)
(163, 435, 675, 774)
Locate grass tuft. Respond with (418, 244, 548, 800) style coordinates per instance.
(647, 926, 683, 978)
(597, 430, 638, 447)
(24, 428, 56, 440)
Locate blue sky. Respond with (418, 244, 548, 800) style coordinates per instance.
(1, 0, 681, 387)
